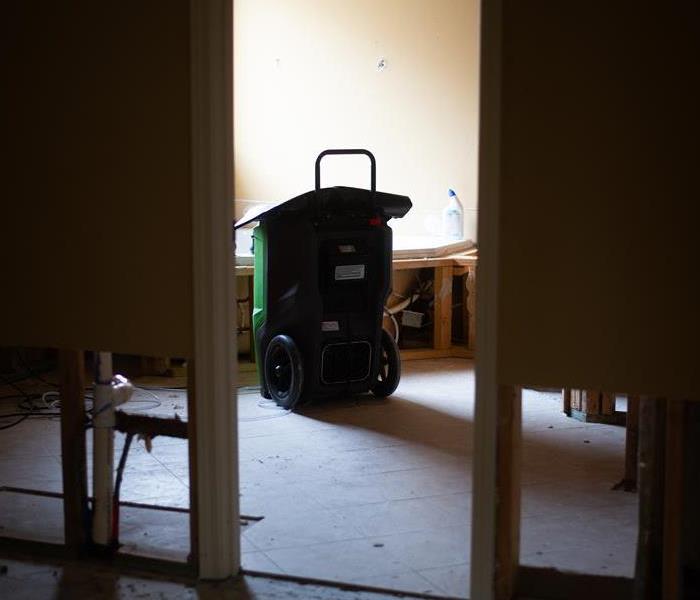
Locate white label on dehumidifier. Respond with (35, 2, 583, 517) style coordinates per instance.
(334, 264, 365, 281)
(321, 321, 340, 332)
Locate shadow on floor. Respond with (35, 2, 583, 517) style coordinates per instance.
(297, 390, 626, 476)
(298, 393, 474, 458)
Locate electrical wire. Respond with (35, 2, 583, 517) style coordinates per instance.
(239, 405, 292, 422)
(132, 384, 294, 422)
(0, 373, 36, 399)
(2, 371, 288, 429)
(132, 384, 187, 391)
(0, 376, 163, 432)
(0, 373, 59, 429)
(0, 414, 29, 430)
(13, 350, 59, 388)
(0, 412, 62, 420)
(125, 387, 162, 412)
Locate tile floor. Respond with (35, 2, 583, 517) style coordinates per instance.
(0, 358, 638, 598)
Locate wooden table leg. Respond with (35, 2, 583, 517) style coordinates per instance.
(433, 265, 453, 350)
(466, 263, 477, 352)
(140, 356, 171, 376)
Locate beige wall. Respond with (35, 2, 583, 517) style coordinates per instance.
(496, 2, 699, 397)
(234, 0, 479, 239)
(1, 2, 194, 357)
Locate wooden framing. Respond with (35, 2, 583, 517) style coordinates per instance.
(432, 265, 453, 350)
(187, 360, 199, 568)
(635, 398, 666, 600)
(613, 396, 640, 492)
(465, 262, 477, 351)
(662, 400, 685, 599)
(567, 388, 625, 425)
(393, 254, 477, 359)
(495, 385, 522, 600)
(189, 0, 239, 579)
(625, 397, 640, 487)
(58, 349, 89, 556)
(563, 387, 572, 416)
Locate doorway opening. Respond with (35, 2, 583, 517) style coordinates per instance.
(233, 1, 479, 596)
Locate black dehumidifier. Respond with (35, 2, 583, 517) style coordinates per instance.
(234, 149, 412, 409)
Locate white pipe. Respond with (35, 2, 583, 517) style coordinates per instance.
(92, 351, 114, 546)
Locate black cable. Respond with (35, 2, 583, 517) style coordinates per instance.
(114, 433, 134, 501)
(0, 393, 32, 401)
(17, 396, 56, 411)
(13, 349, 59, 388)
(0, 373, 34, 399)
(0, 415, 29, 430)
(0, 379, 160, 432)
(112, 432, 134, 541)
(0, 412, 62, 419)
(0, 375, 61, 429)
(0, 374, 42, 430)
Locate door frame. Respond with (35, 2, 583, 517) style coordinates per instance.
(189, 0, 240, 580)
(189, 0, 505, 593)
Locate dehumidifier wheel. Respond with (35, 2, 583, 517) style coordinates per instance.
(372, 329, 401, 397)
(264, 335, 304, 409)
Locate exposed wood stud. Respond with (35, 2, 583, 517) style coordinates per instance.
(662, 400, 685, 600)
(466, 264, 477, 352)
(571, 389, 581, 411)
(568, 388, 624, 425)
(495, 384, 522, 600)
(187, 360, 199, 570)
(583, 390, 601, 414)
(635, 397, 666, 600)
(601, 392, 616, 414)
(58, 349, 89, 555)
(614, 395, 640, 492)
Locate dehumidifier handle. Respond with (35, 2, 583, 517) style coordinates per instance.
(315, 149, 376, 192)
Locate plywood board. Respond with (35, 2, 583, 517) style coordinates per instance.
(1, 1, 194, 357)
(496, 3, 700, 397)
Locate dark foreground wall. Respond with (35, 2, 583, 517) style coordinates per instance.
(496, 2, 700, 397)
(1, 1, 194, 357)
